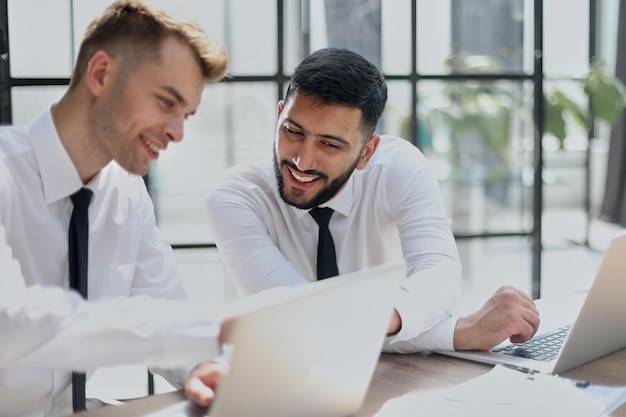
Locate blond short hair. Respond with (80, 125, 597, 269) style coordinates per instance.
(69, 0, 228, 90)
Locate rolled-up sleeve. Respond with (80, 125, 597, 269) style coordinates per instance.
(0, 223, 221, 371)
(379, 141, 463, 352)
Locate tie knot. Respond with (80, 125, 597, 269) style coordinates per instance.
(310, 207, 334, 230)
(70, 188, 93, 211)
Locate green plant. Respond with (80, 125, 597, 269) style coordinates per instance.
(422, 55, 518, 188)
(426, 81, 514, 185)
(544, 61, 626, 148)
(413, 55, 626, 206)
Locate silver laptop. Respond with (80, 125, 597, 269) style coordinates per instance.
(151, 260, 403, 417)
(438, 232, 626, 375)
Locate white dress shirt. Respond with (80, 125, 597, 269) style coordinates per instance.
(205, 135, 464, 353)
(0, 109, 221, 417)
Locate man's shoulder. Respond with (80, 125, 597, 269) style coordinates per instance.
(370, 135, 427, 166)
(0, 124, 31, 156)
(0, 125, 36, 193)
(206, 162, 277, 213)
(378, 134, 423, 150)
(219, 163, 274, 192)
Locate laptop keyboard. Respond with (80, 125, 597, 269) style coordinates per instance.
(492, 324, 572, 362)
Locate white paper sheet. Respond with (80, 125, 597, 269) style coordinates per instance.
(375, 365, 626, 417)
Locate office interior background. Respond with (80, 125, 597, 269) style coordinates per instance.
(1, 0, 625, 400)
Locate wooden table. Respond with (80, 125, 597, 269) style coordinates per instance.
(74, 349, 626, 417)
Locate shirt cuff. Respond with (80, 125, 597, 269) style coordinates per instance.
(384, 316, 459, 352)
(384, 285, 444, 343)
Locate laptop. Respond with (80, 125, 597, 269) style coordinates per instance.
(151, 260, 403, 417)
(438, 232, 626, 375)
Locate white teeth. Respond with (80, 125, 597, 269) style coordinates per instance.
(142, 137, 160, 154)
(290, 168, 317, 183)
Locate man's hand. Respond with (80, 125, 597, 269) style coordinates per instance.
(387, 309, 402, 336)
(184, 361, 229, 407)
(453, 285, 540, 351)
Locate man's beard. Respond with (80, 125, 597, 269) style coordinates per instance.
(89, 77, 149, 176)
(273, 151, 360, 210)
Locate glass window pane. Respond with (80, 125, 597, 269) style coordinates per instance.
(542, 78, 590, 245)
(381, 0, 411, 75)
(307, 0, 383, 70)
(598, 0, 620, 76)
(381, 80, 412, 139)
(418, 0, 526, 75)
(71, 0, 114, 40)
(229, 83, 278, 166)
(226, 0, 276, 75)
(453, 0, 525, 73)
(285, 0, 410, 76)
(521, 0, 534, 74)
(418, 80, 534, 235)
(458, 238, 532, 307)
(283, 1, 305, 74)
(543, 0, 589, 76)
(11, 86, 67, 124)
(417, 0, 452, 74)
(8, 0, 72, 77)
(151, 82, 277, 244)
(70, 0, 115, 69)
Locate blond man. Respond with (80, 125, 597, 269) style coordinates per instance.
(0, 1, 229, 415)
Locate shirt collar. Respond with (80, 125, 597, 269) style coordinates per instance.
(29, 107, 84, 204)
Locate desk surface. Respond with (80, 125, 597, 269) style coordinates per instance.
(75, 348, 626, 417)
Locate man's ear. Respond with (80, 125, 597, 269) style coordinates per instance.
(277, 100, 285, 118)
(356, 135, 381, 170)
(85, 50, 112, 98)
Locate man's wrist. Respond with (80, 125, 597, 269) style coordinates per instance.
(453, 316, 473, 350)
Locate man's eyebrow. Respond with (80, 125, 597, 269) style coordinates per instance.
(162, 85, 187, 107)
(162, 85, 197, 117)
(285, 118, 351, 146)
(320, 133, 350, 146)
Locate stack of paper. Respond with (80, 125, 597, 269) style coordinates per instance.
(375, 365, 626, 417)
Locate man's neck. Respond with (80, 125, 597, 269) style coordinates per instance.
(51, 92, 108, 184)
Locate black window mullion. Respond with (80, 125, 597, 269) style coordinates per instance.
(0, 0, 11, 124)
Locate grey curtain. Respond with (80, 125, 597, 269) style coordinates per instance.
(599, 1, 626, 226)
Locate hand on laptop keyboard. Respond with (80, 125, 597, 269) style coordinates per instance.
(492, 325, 572, 362)
(453, 286, 540, 350)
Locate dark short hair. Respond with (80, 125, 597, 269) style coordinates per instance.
(69, 0, 227, 90)
(284, 48, 387, 138)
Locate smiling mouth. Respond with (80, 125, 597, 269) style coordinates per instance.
(141, 136, 161, 155)
(289, 167, 319, 183)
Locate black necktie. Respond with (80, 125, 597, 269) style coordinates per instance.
(309, 207, 339, 280)
(68, 187, 93, 412)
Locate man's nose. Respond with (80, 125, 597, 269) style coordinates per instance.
(292, 139, 319, 171)
(164, 116, 184, 143)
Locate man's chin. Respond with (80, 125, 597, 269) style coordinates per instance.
(282, 196, 315, 210)
(118, 162, 150, 177)
(279, 190, 316, 210)
(130, 167, 150, 177)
